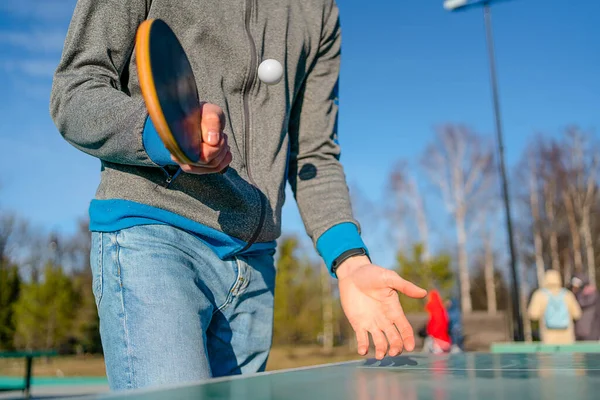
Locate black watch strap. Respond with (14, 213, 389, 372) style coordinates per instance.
(331, 248, 369, 277)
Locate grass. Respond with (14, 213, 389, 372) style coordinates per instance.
(0, 354, 106, 377)
(0, 346, 365, 378)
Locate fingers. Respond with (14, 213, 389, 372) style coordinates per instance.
(384, 270, 427, 299)
(381, 323, 403, 357)
(172, 102, 231, 174)
(354, 323, 390, 359)
(200, 103, 225, 146)
(355, 329, 369, 356)
(355, 324, 410, 359)
(171, 131, 231, 174)
(199, 134, 229, 165)
(380, 270, 422, 351)
(197, 104, 230, 168)
(385, 302, 416, 352)
(373, 312, 409, 358)
(216, 151, 233, 171)
(174, 151, 231, 174)
(369, 328, 388, 360)
(354, 317, 413, 359)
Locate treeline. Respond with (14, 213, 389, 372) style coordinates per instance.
(0, 217, 100, 353)
(515, 128, 600, 288)
(3, 123, 594, 351)
(0, 212, 508, 353)
(365, 124, 599, 323)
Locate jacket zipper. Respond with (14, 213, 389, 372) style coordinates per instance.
(240, 0, 266, 252)
(160, 167, 181, 188)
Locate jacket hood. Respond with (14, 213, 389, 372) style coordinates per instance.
(543, 270, 563, 289)
(571, 272, 589, 288)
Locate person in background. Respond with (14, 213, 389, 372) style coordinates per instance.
(528, 270, 582, 344)
(423, 290, 451, 353)
(446, 297, 464, 353)
(570, 273, 600, 341)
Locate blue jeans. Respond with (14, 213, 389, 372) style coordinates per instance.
(90, 225, 276, 391)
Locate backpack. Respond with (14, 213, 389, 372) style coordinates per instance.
(543, 289, 570, 330)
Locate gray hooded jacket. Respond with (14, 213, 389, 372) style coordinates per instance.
(49, 0, 360, 255)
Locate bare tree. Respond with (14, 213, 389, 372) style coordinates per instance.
(581, 189, 598, 285)
(570, 130, 598, 285)
(388, 162, 430, 261)
(17, 221, 50, 283)
(349, 183, 390, 257)
(562, 247, 573, 284)
(561, 129, 599, 284)
(0, 212, 50, 283)
(422, 125, 496, 313)
(528, 154, 546, 286)
(536, 137, 575, 280)
(563, 190, 584, 273)
(514, 138, 562, 287)
(536, 140, 563, 273)
(471, 196, 500, 315)
(543, 179, 561, 272)
(516, 130, 600, 299)
(64, 218, 92, 274)
(484, 227, 497, 315)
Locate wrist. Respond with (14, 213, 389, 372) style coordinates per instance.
(316, 222, 370, 277)
(335, 254, 370, 280)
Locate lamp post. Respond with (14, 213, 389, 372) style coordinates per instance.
(443, 0, 524, 342)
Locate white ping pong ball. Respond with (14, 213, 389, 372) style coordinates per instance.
(258, 59, 283, 85)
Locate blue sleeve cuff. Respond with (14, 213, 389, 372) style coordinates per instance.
(142, 117, 177, 166)
(316, 222, 370, 277)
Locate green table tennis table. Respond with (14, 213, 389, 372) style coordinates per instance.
(72, 352, 600, 400)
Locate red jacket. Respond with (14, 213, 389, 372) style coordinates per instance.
(425, 290, 451, 345)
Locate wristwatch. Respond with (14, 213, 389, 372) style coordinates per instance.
(331, 247, 369, 277)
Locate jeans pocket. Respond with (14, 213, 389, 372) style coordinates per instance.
(90, 232, 104, 308)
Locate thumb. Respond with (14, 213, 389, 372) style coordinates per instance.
(200, 103, 224, 146)
(385, 271, 427, 298)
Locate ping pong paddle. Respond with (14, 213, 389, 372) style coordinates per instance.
(135, 18, 203, 165)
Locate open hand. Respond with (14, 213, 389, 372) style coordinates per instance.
(336, 256, 427, 360)
(171, 102, 232, 174)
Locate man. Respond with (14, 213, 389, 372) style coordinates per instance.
(570, 273, 600, 341)
(528, 270, 581, 344)
(50, 0, 426, 391)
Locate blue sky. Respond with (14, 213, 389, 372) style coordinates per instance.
(0, 0, 598, 269)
